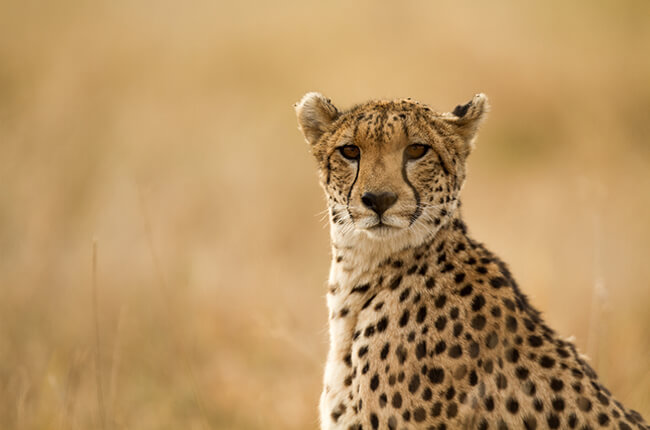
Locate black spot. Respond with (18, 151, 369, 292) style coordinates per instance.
(389, 275, 403, 290)
(471, 314, 487, 330)
(392, 392, 402, 408)
(396, 345, 407, 364)
(402, 409, 410, 421)
(399, 310, 410, 327)
(399, 288, 411, 302)
(434, 340, 446, 355)
(380, 343, 390, 360)
(476, 266, 488, 274)
(445, 386, 456, 400)
(503, 298, 516, 311)
(422, 387, 432, 401)
(358, 346, 368, 358)
(597, 391, 610, 406)
(468, 370, 478, 386)
(387, 416, 397, 430)
(435, 315, 447, 331)
(408, 374, 420, 393)
(486, 331, 499, 349)
(351, 283, 370, 294)
(472, 294, 486, 311)
(449, 307, 460, 319)
(496, 373, 507, 389)
(523, 381, 536, 396)
(523, 415, 537, 430)
(416, 341, 426, 360)
(489, 277, 508, 288)
(370, 374, 379, 391)
(516, 366, 529, 380)
(364, 325, 375, 337)
(468, 341, 480, 358)
(568, 413, 578, 428)
(491, 306, 502, 317)
(550, 378, 563, 392)
(425, 277, 435, 289)
(484, 396, 495, 411)
(539, 355, 555, 368)
(506, 315, 518, 332)
(362, 294, 377, 310)
(506, 397, 519, 414)
(453, 322, 463, 337)
(343, 353, 352, 367)
(427, 367, 445, 384)
(446, 402, 458, 418)
(370, 412, 379, 429)
(547, 414, 560, 429)
(413, 407, 426, 422)
(454, 273, 466, 284)
(528, 335, 543, 347)
(434, 294, 447, 308)
(377, 317, 389, 332)
(441, 263, 454, 273)
(448, 344, 462, 358)
(552, 397, 565, 412)
(556, 347, 570, 358)
(379, 393, 387, 407)
(505, 347, 520, 363)
(597, 413, 610, 426)
(459, 284, 473, 296)
(416, 306, 427, 323)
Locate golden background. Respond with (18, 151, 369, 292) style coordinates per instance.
(1, 1, 648, 429)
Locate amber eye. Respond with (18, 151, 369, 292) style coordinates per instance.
(405, 144, 430, 160)
(339, 145, 360, 160)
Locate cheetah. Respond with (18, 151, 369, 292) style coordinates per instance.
(295, 92, 649, 430)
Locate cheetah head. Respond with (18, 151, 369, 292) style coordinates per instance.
(295, 93, 488, 250)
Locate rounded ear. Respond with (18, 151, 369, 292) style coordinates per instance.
(444, 93, 489, 150)
(295, 92, 339, 145)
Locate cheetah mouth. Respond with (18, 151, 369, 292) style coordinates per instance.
(367, 221, 401, 232)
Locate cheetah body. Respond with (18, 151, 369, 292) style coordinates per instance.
(295, 93, 648, 430)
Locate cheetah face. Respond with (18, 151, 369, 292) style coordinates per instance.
(296, 93, 488, 243)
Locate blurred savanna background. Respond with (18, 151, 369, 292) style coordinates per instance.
(1, 1, 649, 429)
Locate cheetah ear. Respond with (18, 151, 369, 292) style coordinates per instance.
(444, 93, 489, 150)
(295, 92, 340, 145)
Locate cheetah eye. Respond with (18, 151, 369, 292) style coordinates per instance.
(405, 144, 430, 160)
(339, 145, 360, 160)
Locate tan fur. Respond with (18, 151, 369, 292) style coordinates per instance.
(295, 93, 648, 430)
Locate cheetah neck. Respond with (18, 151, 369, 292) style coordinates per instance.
(328, 214, 466, 290)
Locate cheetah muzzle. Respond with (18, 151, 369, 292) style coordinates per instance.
(295, 92, 649, 430)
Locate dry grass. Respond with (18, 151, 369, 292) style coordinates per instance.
(0, 1, 649, 429)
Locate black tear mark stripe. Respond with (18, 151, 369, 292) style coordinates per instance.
(400, 123, 422, 226)
(326, 152, 333, 185)
(345, 123, 361, 222)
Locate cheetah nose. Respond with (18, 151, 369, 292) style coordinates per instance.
(361, 191, 398, 217)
